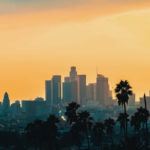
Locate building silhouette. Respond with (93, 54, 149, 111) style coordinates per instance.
(96, 74, 112, 106)
(86, 83, 96, 102)
(70, 66, 77, 81)
(45, 75, 61, 106)
(69, 66, 78, 102)
(77, 75, 87, 105)
(10, 100, 21, 117)
(22, 100, 36, 119)
(45, 67, 114, 106)
(51, 75, 61, 105)
(63, 77, 72, 103)
(45, 80, 52, 105)
(128, 93, 136, 106)
(2, 92, 10, 114)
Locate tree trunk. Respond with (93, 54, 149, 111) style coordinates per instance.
(123, 103, 127, 139)
(86, 130, 90, 150)
(144, 94, 148, 148)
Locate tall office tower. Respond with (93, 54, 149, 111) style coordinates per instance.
(70, 66, 77, 81)
(86, 83, 96, 101)
(45, 80, 52, 105)
(128, 93, 136, 106)
(70, 80, 78, 102)
(2, 92, 10, 112)
(63, 77, 72, 103)
(77, 75, 87, 105)
(64, 77, 70, 82)
(69, 66, 78, 103)
(96, 74, 111, 106)
(51, 75, 61, 105)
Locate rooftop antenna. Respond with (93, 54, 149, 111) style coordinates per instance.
(96, 66, 98, 76)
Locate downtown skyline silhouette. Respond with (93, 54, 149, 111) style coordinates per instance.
(0, 1, 150, 149)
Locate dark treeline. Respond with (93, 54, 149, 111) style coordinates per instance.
(0, 80, 150, 150)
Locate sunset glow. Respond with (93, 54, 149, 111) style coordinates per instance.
(0, 0, 150, 101)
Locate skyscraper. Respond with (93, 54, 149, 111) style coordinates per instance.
(70, 66, 77, 81)
(45, 80, 52, 105)
(86, 83, 96, 102)
(96, 74, 112, 106)
(51, 75, 61, 105)
(63, 77, 72, 103)
(62, 66, 81, 104)
(2, 92, 10, 113)
(67, 66, 78, 103)
(128, 93, 136, 106)
(77, 75, 87, 105)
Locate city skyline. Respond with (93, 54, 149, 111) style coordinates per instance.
(0, 66, 150, 102)
(0, 1, 150, 101)
(0, 66, 148, 103)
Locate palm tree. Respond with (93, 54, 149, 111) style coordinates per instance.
(117, 113, 129, 137)
(143, 94, 149, 148)
(77, 111, 93, 150)
(46, 114, 59, 125)
(136, 107, 149, 130)
(70, 121, 83, 149)
(65, 102, 80, 125)
(115, 80, 132, 137)
(92, 122, 105, 149)
(44, 115, 59, 150)
(130, 112, 141, 134)
(25, 120, 44, 150)
(104, 118, 115, 144)
(65, 102, 81, 149)
(25, 115, 59, 150)
(131, 106, 149, 149)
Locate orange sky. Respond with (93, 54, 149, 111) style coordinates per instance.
(0, 1, 150, 102)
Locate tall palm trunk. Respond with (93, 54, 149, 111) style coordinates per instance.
(86, 123, 90, 150)
(144, 94, 148, 132)
(123, 103, 127, 138)
(144, 94, 148, 148)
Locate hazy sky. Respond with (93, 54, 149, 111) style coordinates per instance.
(0, 0, 150, 101)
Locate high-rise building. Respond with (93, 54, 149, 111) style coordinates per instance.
(70, 66, 77, 81)
(45, 80, 52, 105)
(96, 74, 112, 106)
(128, 93, 136, 106)
(70, 80, 78, 102)
(63, 77, 72, 103)
(86, 83, 96, 102)
(2, 92, 10, 113)
(69, 67, 78, 103)
(51, 75, 61, 105)
(45, 75, 61, 106)
(77, 75, 87, 105)
(64, 77, 70, 82)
